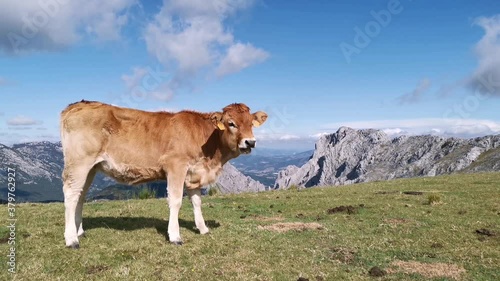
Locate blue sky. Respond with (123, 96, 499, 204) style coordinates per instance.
(1, 0, 499, 150)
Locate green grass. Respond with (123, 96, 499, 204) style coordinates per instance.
(1, 173, 499, 280)
(462, 146, 500, 173)
(426, 194, 442, 206)
(135, 187, 157, 200)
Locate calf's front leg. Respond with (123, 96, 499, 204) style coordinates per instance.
(188, 189, 209, 235)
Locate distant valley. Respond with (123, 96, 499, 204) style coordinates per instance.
(230, 148, 312, 187)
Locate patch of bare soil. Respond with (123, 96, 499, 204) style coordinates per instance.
(375, 191, 399, 195)
(387, 260, 466, 280)
(86, 265, 109, 275)
(330, 247, 357, 264)
(403, 191, 424, 195)
(431, 242, 444, 249)
(327, 205, 363, 215)
(476, 228, 495, 236)
(368, 266, 386, 277)
(258, 222, 323, 233)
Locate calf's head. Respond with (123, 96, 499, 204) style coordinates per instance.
(211, 103, 267, 155)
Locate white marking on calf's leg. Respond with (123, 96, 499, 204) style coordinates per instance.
(64, 184, 83, 248)
(63, 164, 95, 248)
(167, 169, 187, 245)
(188, 189, 209, 235)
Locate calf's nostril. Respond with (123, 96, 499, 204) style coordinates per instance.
(245, 140, 256, 148)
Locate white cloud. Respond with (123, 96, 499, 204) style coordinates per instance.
(279, 134, 300, 141)
(309, 132, 329, 139)
(253, 132, 329, 149)
(7, 115, 42, 126)
(0, 0, 136, 54)
(142, 0, 268, 95)
(84, 9, 129, 41)
(122, 67, 149, 89)
(0, 132, 29, 146)
(436, 80, 461, 98)
(0, 132, 60, 146)
(382, 128, 407, 136)
(144, 12, 228, 74)
(120, 65, 173, 102)
(397, 78, 432, 104)
(150, 90, 174, 101)
(254, 133, 316, 150)
(8, 127, 35, 131)
(325, 118, 500, 138)
(216, 43, 269, 77)
(466, 14, 500, 96)
(147, 107, 179, 113)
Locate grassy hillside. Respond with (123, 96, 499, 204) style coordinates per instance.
(1, 173, 499, 280)
(463, 146, 500, 173)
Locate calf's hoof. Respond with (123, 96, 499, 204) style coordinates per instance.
(66, 242, 80, 249)
(171, 241, 183, 246)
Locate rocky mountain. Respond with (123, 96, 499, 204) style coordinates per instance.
(211, 163, 266, 194)
(0, 142, 265, 202)
(230, 149, 312, 187)
(89, 163, 266, 200)
(275, 127, 500, 189)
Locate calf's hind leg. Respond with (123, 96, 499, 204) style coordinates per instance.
(63, 163, 95, 249)
(166, 166, 188, 245)
(75, 168, 97, 238)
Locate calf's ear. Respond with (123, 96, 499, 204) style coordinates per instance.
(252, 111, 268, 127)
(210, 112, 226, 130)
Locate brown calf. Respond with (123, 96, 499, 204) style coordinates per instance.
(60, 101, 267, 248)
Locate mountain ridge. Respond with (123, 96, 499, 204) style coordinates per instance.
(4, 127, 499, 201)
(274, 127, 500, 189)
